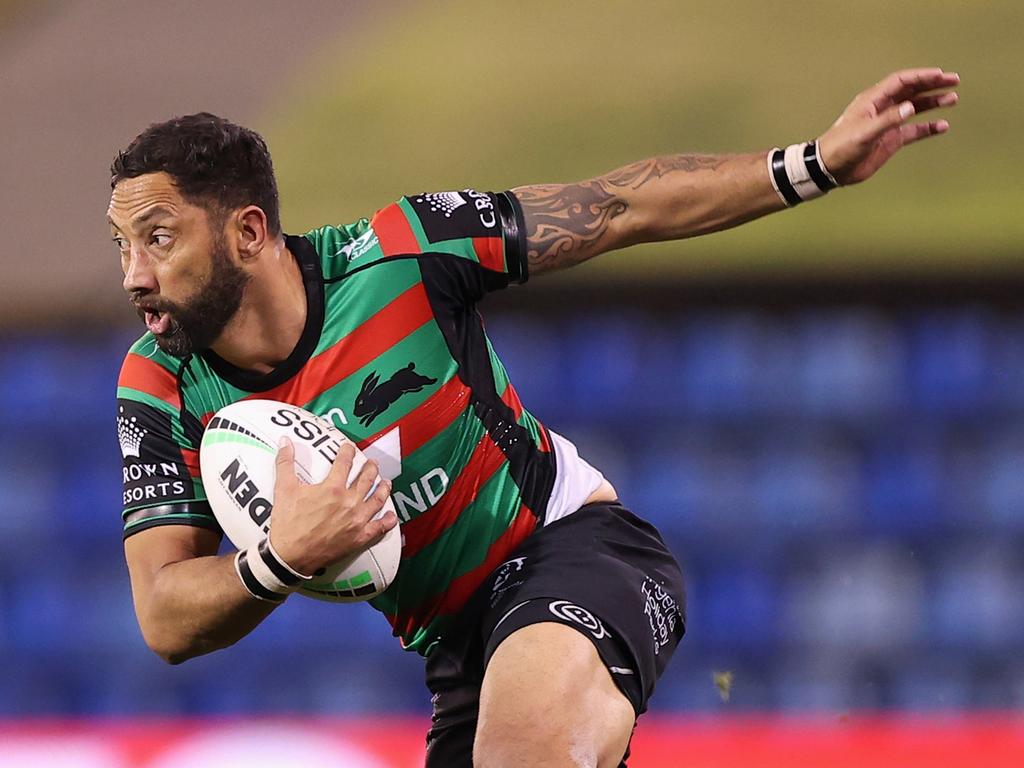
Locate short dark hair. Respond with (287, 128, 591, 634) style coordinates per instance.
(111, 112, 281, 235)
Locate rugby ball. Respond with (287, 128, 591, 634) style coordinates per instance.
(199, 399, 400, 602)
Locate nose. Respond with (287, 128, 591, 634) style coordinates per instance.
(122, 248, 157, 294)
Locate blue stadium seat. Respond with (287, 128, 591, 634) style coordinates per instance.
(0, 660, 82, 715)
(781, 543, 926, 655)
(928, 543, 1024, 652)
(0, 337, 123, 428)
(979, 431, 1024, 532)
(560, 314, 651, 412)
(55, 450, 125, 545)
(888, 655, 972, 710)
(862, 434, 945, 534)
(674, 311, 768, 418)
(906, 310, 993, 414)
(254, 598, 394, 654)
(0, 445, 59, 550)
(752, 431, 859, 533)
(698, 563, 781, 653)
(989, 314, 1024, 410)
(74, 568, 146, 652)
(5, 576, 76, 655)
(773, 656, 856, 711)
(632, 433, 764, 538)
(793, 309, 904, 419)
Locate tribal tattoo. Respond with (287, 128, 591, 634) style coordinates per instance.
(604, 154, 728, 189)
(511, 182, 626, 274)
(513, 154, 729, 274)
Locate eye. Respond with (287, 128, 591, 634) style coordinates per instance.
(151, 232, 173, 247)
(112, 236, 128, 251)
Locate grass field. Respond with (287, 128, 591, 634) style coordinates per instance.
(263, 0, 1024, 282)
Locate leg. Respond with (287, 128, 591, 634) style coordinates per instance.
(473, 622, 635, 768)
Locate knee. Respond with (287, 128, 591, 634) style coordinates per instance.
(473, 722, 599, 768)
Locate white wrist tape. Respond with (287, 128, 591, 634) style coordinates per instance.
(784, 143, 825, 202)
(234, 537, 311, 603)
(768, 140, 839, 207)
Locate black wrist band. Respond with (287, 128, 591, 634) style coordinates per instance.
(235, 549, 287, 603)
(258, 539, 304, 587)
(770, 148, 802, 207)
(803, 141, 838, 192)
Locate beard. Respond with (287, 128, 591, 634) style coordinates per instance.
(137, 235, 251, 359)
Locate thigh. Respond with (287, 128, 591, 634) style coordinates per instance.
(475, 622, 635, 768)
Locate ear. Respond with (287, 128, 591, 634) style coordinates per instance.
(233, 205, 271, 262)
(359, 372, 379, 395)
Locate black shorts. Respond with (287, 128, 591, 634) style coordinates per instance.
(424, 501, 686, 767)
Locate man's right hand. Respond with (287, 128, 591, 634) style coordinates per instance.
(268, 436, 397, 577)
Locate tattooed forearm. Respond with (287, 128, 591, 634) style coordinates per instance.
(603, 154, 729, 190)
(512, 181, 627, 273)
(513, 153, 745, 275)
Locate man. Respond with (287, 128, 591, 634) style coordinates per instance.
(112, 68, 958, 767)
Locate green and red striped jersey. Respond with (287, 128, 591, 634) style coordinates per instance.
(116, 190, 599, 655)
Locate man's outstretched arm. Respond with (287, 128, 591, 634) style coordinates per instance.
(512, 68, 959, 276)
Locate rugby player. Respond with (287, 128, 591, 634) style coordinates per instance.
(111, 68, 958, 767)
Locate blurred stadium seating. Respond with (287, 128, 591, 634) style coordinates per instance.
(2, 303, 1023, 717)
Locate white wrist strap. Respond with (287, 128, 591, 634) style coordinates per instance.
(234, 537, 311, 603)
(768, 140, 839, 207)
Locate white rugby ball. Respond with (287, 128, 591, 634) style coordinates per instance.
(199, 399, 400, 602)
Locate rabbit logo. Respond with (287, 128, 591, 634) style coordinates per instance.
(354, 363, 437, 427)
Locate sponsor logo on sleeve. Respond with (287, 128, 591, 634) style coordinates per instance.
(118, 405, 147, 459)
(119, 402, 191, 508)
(409, 189, 499, 243)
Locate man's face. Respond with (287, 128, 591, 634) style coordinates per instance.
(108, 172, 250, 358)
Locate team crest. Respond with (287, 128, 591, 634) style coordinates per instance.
(354, 362, 437, 427)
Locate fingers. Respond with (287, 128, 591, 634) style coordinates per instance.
(324, 442, 356, 488)
(350, 483, 395, 548)
(364, 508, 399, 547)
(911, 90, 959, 115)
(274, 436, 298, 490)
(360, 477, 393, 514)
(351, 458, 381, 499)
(864, 87, 956, 145)
(350, 479, 392, 524)
(372, 478, 393, 506)
(869, 68, 960, 111)
(900, 120, 950, 146)
(862, 99, 917, 144)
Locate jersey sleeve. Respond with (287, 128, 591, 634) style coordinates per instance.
(116, 346, 219, 539)
(371, 189, 528, 297)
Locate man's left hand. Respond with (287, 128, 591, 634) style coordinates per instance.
(819, 68, 960, 186)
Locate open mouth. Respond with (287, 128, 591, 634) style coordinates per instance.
(143, 308, 172, 336)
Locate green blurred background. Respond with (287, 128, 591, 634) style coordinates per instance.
(1, 0, 1020, 325)
(267, 0, 1021, 284)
